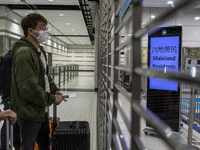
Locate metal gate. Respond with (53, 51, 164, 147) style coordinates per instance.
(97, 0, 200, 150)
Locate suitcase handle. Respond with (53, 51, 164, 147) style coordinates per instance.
(70, 122, 76, 129)
(6, 118, 13, 150)
(69, 121, 79, 129)
(53, 103, 57, 129)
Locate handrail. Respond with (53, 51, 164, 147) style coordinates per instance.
(49, 64, 79, 86)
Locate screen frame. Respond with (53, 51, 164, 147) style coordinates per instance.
(147, 26, 182, 92)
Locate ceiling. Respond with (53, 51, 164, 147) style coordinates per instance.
(0, 0, 97, 46)
(143, 0, 200, 9)
(0, 0, 199, 46)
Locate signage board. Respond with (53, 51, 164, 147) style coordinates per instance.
(148, 26, 182, 91)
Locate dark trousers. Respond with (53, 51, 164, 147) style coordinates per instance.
(37, 114, 50, 150)
(0, 120, 21, 150)
(18, 113, 50, 150)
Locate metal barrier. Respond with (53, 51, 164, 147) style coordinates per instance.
(49, 64, 79, 86)
(97, 0, 199, 150)
(181, 84, 200, 123)
(181, 83, 200, 146)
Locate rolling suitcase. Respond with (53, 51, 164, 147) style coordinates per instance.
(52, 121, 90, 150)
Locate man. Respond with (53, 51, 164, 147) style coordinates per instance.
(0, 49, 20, 150)
(11, 13, 63, 150)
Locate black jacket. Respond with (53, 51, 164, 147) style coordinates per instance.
(0, 51, 12, 109)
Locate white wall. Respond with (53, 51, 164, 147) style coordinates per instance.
(66, 45, 95, 71)
(0, 6, 22, 39)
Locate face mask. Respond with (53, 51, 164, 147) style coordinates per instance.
(32, 29, 48, 43)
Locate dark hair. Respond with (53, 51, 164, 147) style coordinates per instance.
(21, 13, 47, 37)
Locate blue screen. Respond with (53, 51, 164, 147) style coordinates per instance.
(149, 36, 180, 91)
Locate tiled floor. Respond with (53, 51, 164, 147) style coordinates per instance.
(116, 93, 200, 150)
(0, 71, 200, 150)
(58, 72, 200, 150)
(49, 91, 97, 150)
(49, 71, 97, 150)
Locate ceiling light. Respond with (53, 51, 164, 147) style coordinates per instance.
(194, 17, 200, 20)
(66, 23, 70, 25)
(59, 14, 64, 16)
(167, 1, 174, 7)
(151, 15, 155, 19)
(167, 1, 173, 4)
(71, 29, 74, 31)
(48, 0, 54, 1)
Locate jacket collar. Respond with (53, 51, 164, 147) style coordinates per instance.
(19, 37, 43, 56)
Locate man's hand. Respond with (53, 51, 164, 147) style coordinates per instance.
(55, 91, 62, 95)
(0, 109, 17, 124)
(54, 94, 63, 105)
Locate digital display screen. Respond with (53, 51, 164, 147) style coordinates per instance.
(149, 36, 180, 91)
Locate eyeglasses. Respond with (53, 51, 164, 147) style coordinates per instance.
(38, 25, 48, 31)
(41, 26, 48, 31)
